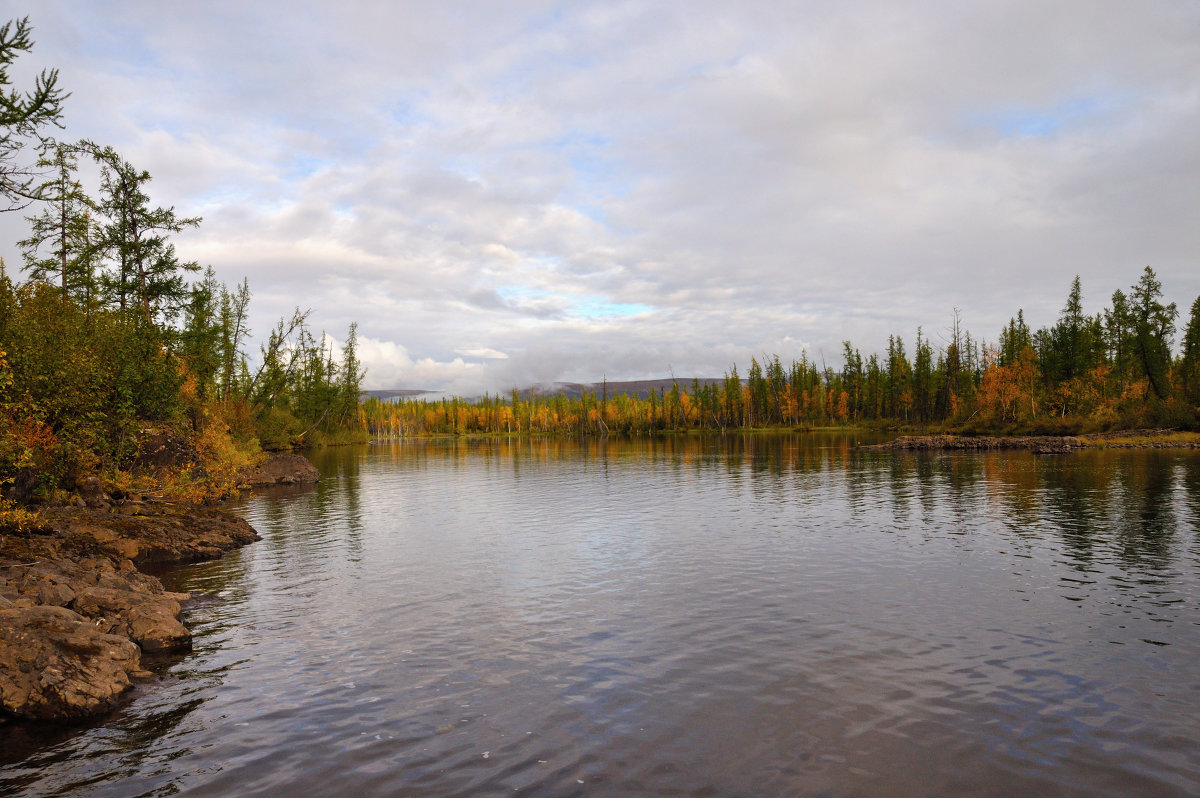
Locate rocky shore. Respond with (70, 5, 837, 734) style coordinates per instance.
(0, 453, 318, 724)
(857, 434, 1085, 454)
(0, 500, 259, 722)
(857, 429, 1200, 454)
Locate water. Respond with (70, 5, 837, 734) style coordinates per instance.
(4, 433, 1200, 796)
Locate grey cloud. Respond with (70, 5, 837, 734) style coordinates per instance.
(2, 0, 1197, 396)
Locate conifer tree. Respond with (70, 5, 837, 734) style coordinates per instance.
(999, 310, 1032, 366)
(1128, 266, 1177, 400)
(180, 267, 223, 402)
(1178, 295, 1200, 407)
(913, 328, 934, 422)
(19, 141, 96, 300)
(93, 146, 201, 322)
(0, 17, 66, 210)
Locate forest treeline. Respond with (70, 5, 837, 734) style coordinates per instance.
(363, 269, 1200, 438)
(0, 17, 365, 508)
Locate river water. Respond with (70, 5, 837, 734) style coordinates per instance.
(3, 433, 1200, 796)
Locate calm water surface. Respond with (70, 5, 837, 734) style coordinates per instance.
(3, 433, 1200, 796)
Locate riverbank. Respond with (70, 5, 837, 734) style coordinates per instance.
(857, 428, 1200, 453)
(0, 454, 319, 723)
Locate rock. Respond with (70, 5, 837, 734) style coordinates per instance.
(72, 585, 137, 618)
(0, 606, 142, 722)
(36, 581, 75, 608)
(69, 583, 190, 654)
(237, 453, 320, 487)
(3, 468, 41, 503)
(126, 604, 190, 653)
(0, 500, 261, 722)
(37, 505, 260, 566)
(1031, 439, 1076, 455)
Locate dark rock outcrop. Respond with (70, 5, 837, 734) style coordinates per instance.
(237, 453, 320, 487)
(1, 501, 260, 722)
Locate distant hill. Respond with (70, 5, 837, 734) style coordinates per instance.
(362, 389, 438, 401)
(364, 379, 730, 403)
(525, 378, 728, 401)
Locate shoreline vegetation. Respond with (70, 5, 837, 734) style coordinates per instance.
(366, 427, 1200, 452)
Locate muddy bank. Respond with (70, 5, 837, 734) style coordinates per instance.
(858, 429, 1200, 454)
(1, 496, 259, 723)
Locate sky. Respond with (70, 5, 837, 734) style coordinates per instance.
(1, 0, 1198, 394)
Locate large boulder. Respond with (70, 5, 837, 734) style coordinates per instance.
(72, 585, 190, 653)
(237, 453, 320, 487)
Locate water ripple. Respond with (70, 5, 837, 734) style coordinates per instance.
(4, 436, 1200, 797)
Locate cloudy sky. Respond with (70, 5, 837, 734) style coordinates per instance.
(2, 1, 1198, 393)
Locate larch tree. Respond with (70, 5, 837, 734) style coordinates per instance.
(0, 16, 67, 211)
(19, 140, 96, 300)
(339, 322, 365, 426)
(1179, 295, 1200, 406)
(999, 310, 1032, 366)
(218, 278, 252, 401)
(1128, 266, 1177, 400)
(93, 146, 201, 323)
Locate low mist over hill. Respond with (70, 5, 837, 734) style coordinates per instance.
(365, 378, 731, 403)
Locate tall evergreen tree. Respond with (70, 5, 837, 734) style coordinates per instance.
(1128, 266, 1177, 400)
(1039, 276, 1103, 387)
(1104, 288, 1136, 387)
(747, 357, 768, 426)
(93, 146, 201, 322)
(841, 342, 863, 421)
(180, 266, 223, 403)
(886, 334, 912, 420)
(999, 310, 1032, 366)
(19, 140, 96, 300)
(218, 277, 252, 401)
(1178, 295, 1200, 406)
(913, 328, 934, 422)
